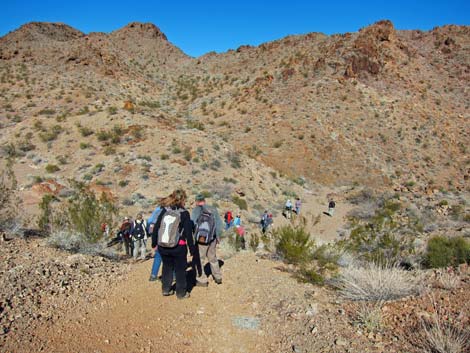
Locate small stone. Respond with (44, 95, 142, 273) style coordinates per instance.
(335, 339, 347, 346)
(310, 326, 318, 334)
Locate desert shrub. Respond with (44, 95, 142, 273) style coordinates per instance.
(78, 126, 94, 137)
(63, 183, 117, 243)
(356, 302, 383, 332)
(186, 120, 205, 131)
(333, 262, 423, 301)
(227, 230, 244, 252)
(273, 224, 315, 264)
(342, 198, 416, 264)
(183, 147, 192, 161)
(45, 164, 60, 173)
(38, 194, 56, 232)
(160, 153, 169, 160)
(210, 159, 221, 170)
(424, 236, 470, 268)
(232, 195, 248, 210)
(172, 146, 181, 154)
(79, 142, 91, 149)
(39, 125, 62, 142)
(249, 233, 260, 251)
(223, 177, 237, 184)
(38, 108, 56, 115)
(103, 146, 116, 155)
(296, 265, 325, 285)
(0, 159, 19, 230)
(227, 151, 242, 169)
(118, 180, 129, 187)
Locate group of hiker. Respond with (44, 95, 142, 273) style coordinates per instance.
(115, 190, 223, 299)
(283, 197, 302, 219)
(109, 190, 336, 299)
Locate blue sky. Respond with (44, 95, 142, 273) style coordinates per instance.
(1, 0, 469, 57)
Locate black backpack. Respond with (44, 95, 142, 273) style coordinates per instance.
(194, 208, 216, 245)
(133, 220, 146, 239)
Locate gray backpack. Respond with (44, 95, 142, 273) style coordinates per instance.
(157, 208, 182, 248)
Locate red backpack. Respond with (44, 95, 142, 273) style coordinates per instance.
(225, 211, 232, 223)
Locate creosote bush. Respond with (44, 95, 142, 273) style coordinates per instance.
(424, 236, 470, 268)
(40, 182, 117, 244)
(273, 224, 314, 264)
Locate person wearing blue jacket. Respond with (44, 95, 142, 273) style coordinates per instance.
(148, 206, 162, 281)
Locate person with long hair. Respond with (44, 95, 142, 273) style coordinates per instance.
(151, 189, 195, 299)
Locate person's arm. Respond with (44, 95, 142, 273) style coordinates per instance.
(151, 209, 165, 248)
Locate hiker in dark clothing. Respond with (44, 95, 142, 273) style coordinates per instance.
(328, 200, 336, 216)
(151, 189, 195, 299)
(120, 217, 132, 256)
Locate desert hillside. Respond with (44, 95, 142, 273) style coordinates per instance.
(0, 19, 469, 353)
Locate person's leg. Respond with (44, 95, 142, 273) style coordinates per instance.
(140, 239, 147, 260)
(196, 244, 209, 284)
(150, 249, 162, 280)
(175, 246, 188, 298)
(133, 239, 139, 259)
(207, 241, 222, 283)
(161, 253, 175, 295)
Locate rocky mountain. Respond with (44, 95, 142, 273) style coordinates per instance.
(0, 20, 469, 221)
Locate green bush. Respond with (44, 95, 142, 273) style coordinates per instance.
(273, 224, 314, 264)
(249, 233, 259, 251)
(232, 195, 248, 210)
(38, 194, 55, 232)
(160, 153, 169, 160)
(66, 183, 117, 243)
(45, 164, 60, 173)
(424, 236, 470, 268)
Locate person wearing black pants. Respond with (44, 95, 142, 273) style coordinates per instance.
(151, 189, 195, 299)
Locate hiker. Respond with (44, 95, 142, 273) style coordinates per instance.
(151, 189, 195, 299)
(260, 210, 269, 234)
(147, 206, 162, 281)
(236, 225, 246, 250)
(131, 213, 148, 260)
(120, 217, 132, 256)
(285, 199, 293, 219)
(295, 197, 302, 215)
(191, 193, 224, 286)
(328, 199, 336, 217)
(224, 211, 233, 230)
(101, 223, 110, 239)
(233, 214, 241, 227)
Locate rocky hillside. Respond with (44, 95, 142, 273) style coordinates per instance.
(0, 20, 469, 224)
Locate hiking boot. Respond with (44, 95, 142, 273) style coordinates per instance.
(214, 278, 222, 285)
(196, 281, 208, 287)
(162, 289, 175, 296)
(177, 292, 190, 300)
(149, 275, 157, 282)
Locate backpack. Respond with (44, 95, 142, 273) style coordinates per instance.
(133, 220, 147, 239)
(224, 211, 232, 223)
(195, 208, 216, 245)
(157, 208, 182, 248)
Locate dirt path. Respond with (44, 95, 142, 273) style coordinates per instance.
(10, 187, 354, 353)
(24, 250, 310, 353)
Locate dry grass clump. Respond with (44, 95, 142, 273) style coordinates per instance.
(334, 262, 423, 301)
(420, 300, 469, 353)
(437, 272, 461, 290)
